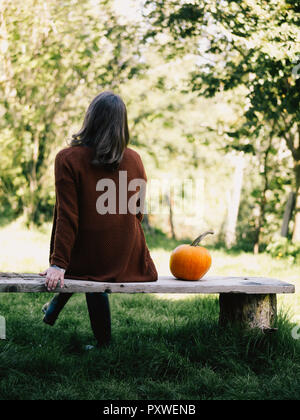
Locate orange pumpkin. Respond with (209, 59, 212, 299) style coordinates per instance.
(170, 231, 214, 281)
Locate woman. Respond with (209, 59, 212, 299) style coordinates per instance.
(39, 91, 158, 348)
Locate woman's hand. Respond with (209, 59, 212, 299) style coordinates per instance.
(39, 267, 65, 291)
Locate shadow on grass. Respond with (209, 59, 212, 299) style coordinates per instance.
(1, 292, 300, 399)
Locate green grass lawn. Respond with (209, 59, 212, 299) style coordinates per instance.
(0, 220, 299, 400)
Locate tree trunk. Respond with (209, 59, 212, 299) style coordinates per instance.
(253, 141, 272, 254)
(292, 163, 300, 243)
(219, 293, 277, 331)
(142, 201, 151, 232)
(281, 192, 296, 238)
(23, 132, 40, 226)
(254, 200, 265, 255)
(165, 192, 176, 240)
(281, 122, 300, 243)
(225, 154, 245, 248)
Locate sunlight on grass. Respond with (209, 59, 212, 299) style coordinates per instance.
(0, 219, 52, 273)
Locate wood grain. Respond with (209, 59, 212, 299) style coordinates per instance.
(219, 293, 277, 329)
(0, 273, 295, 294)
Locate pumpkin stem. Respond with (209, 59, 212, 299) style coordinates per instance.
(190, 231, 214, 247)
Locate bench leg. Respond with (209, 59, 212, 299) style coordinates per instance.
(0, 315, 6, 340)
(219, 293, 277, 331)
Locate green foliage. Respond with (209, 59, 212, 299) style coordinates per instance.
(0, 0, 299, 249)
(0, 0, 145, 225)
(266, 238, 300, 265)
(144, 0, 300, 245)
(144, 226, 188, 251)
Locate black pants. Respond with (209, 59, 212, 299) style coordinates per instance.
(45, 292, 111, 346)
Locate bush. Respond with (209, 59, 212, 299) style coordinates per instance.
(266, 237, 300, 264)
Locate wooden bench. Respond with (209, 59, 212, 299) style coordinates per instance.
(0, 273, 295, 331)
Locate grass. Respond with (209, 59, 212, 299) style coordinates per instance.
(0, 219, 299, 400)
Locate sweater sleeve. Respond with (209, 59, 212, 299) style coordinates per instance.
(49, 152, 79, 270)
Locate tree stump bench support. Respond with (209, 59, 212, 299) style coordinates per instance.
(219, 293, 278, 330)
(0, 273, 295, 332)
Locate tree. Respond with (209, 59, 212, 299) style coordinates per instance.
(281, 192, 296, 237)
(0, 0, 145, 225)
(144, 0, 300, 242)
(225, 153, 245, 249)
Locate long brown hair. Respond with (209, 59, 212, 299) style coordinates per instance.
(70, 91, 130, 170)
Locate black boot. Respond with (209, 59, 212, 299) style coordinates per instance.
(42, 293, 73, 326)
(85, 292, 111, 346)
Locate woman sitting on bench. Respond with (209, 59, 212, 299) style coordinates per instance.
(39, 91, 158, 348)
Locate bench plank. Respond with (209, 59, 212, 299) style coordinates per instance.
(0, 273, 295, 294)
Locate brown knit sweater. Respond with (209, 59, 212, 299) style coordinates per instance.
(49, 145, 158, 283)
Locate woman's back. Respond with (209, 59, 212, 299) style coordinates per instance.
(49, 145, 158, 283)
